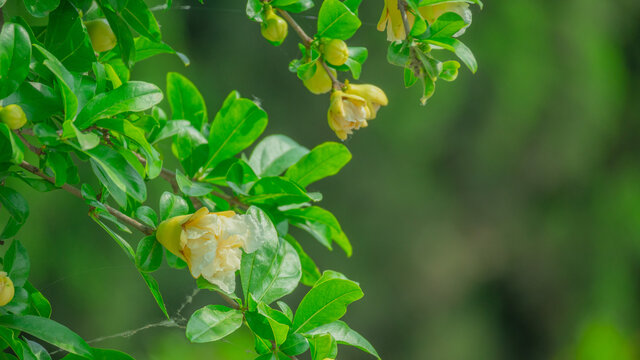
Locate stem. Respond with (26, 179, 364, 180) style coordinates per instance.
(18, 161, 154, 235)
(277, 9, 312, 46)
(16, 131, 43, 156)
(397, 0, 412, 40)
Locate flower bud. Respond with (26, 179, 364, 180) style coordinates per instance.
(303, 62, 337, 95)
(261, 8, 288, 45)
(327, 90, 371, 140)
(156, 208, 270, 293)
(85, 19, 117, 53)
(344, 83, 388, 120)
(0, 104, 28, 130)
(322, 39, 349, 66)
(0, 272, 15, 306)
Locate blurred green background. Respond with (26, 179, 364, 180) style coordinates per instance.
(4, 0, 640, 358)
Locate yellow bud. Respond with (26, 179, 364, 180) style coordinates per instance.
(303, 62, 337, 95)
(85, 19, 117, 53)
(261, 9, 288, 45)
(322, 39, 349, 66)
(0, 104, 28, 130)
(0, 272, 15, 306)
(344, 83, 388, 120)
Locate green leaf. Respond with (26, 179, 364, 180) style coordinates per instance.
(246, 0, 264, 21)
(4, 240, 30, 287)
(121, 0, 162, 41)
(186, 305, 243, 343)
(248, 135, 310, 177)
(0, 327, 36, 360)
(292, 271, 363, 333)
(3, 81, 62, 123)
(0, 123, 25, 165)
(135, 206, 158, 228)
(24, 282, 52, 318)
(440, 60, 460, 81)
(135, 235, 163, 272)
(202, 91, 268, 173)
(317, 0, 361, 40)
(426, 37, 477, 73)
(62, 121, 100, 150)
(44, 0, 96, 72)
(23, 0, 60, 17)
(0, 187, 29, 239)
(33, 44, 77, 121)
(306, 320, 380, 359)
(140, 272, 170, 319)
(45, 152, 69, 186)
(335, 46, 367, 79)
(245, 306, 289, 345)
(101, 5, 135, 67)
(283, 235, 321, 286)
(75, 81, 163, 129)
(423, 12, 468, 38)
(26, 340, 52, 360)
(102, 37, 189, 66)
(164, 248, 187, 269)
(84, 144, 147, 206)
(281, 333, 309, 356)
(285, 142, 351, 188)
(241, 235, 301, 305)
(166, 72, 208, 131)
(63, 348, 135, 360)
(285, 206, 351, 256)
(176, 169, 215, 197)
(307, 333, 337, 360)
(226, 160, 259, 195)
(0, 23, 31, 99)
(159, 191, 189, 220)
(245, 177, 314, 206)
(96, 117, 163, 179)
(271, 0, 314, 12)
(0, 315, 94, 359)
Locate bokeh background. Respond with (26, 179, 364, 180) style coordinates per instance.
(3, 0, 640, 358)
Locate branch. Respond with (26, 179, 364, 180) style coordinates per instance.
(16, 131, 43, 156)
(18, 161, 154, 235)
(398, 0, 412, 40)
(277, 9, 312, 46)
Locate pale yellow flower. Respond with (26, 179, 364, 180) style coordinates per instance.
(0, 272, 15, 306)
(157, 207, 273, 293)
(328, 90, 370, 140)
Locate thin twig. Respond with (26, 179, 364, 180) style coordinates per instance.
(18, 161, 154, 235)
(277, 9, 313, 46)
(16, 131, 43, 155)
(398, 0, 412, 40)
